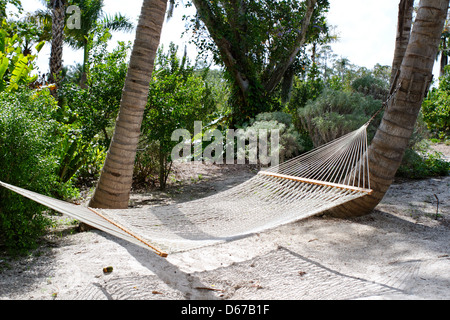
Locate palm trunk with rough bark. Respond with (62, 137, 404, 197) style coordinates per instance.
(48, 0, 65, 88)
(440, 36, 448, 77)
(89, 0, 168, 209)
(390, 0, 415, 86)
(327, 0, 449, 218)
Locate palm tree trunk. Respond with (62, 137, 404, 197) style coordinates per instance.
(390, 0, 415, 86)
(48, 0, 66, 89)
(80, 40, 89, 89)
(327, 0, 449, 218)
(440, 36, 448, 77)
(89, 0, 168, 209)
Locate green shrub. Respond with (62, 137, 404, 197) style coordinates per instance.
(298, 89, 382, 147)
(56, 40, 129, 185)
(285, 68, 325, 131)
(255, 111, 294, 127)
(244, 112, 310, 163)
(0, 89, 75, 254)
(351, 75, 389, 101)
(421, 65, 450, 140)
(395, 112, 450, 179)
(134, 141, 160, 188)
(0, 19, 42, 93)
(139, 44, 215, 189)
(422, 71, 450, 139)
(397, 148, 450, 179)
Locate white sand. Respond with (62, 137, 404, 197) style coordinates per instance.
(0, 153, 449, 300)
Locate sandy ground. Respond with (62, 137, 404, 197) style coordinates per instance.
(0, 145, 449, 301)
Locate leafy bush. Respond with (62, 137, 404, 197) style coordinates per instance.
(351, 75, 389, 101)
(422, 68, 450, 140)
(0, 19, 43, 92)
(242, 112, 310, 163)
(298, 88, 382, 147)
(134, 142, 161, 188)
(57, 39, 130, 184)
(139, 44, 215, 189)
(285, 66, 325, 131)
(0, 89, 76, 254)
(397, 148, 450, 179)
(398, 101, 450, 179)
(255, 111, 294, 127)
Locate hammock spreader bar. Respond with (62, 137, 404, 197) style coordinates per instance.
(258, 171, 373, 195)
(87, 207, 168, 258)
(0, 181, 169, 258)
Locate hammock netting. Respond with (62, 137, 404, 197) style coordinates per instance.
(0, 124, 373, 257)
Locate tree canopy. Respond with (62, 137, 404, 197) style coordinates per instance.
(187, 0, 331, 126)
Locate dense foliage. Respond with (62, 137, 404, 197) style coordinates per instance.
(0, 19, 129, 253)
(0, 19, 43, 92)
(0, 89, 77, 253)
(422, 66, 450, 140)
(242, 112, 310, 163)
(397, 146, 450, 178)
(138, 44, 215, 189)
(298, 89, 383, 147)
(57, 36, 130, 184)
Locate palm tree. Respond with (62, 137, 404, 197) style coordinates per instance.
(64, 0, 134, 87)
(335, 57, 350, 82)
(48, 0, 66, 88)
(328, 0, 449, 218)
(88, 0, 169, 209)
(438, 16, 450, 77)
(390, 0, 414, 86)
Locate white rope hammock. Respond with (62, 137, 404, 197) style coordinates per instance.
(0, 123, 373, 258)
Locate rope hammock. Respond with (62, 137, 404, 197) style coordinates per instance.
(0, 123, 374, 257)
(0, 84, 401, 257)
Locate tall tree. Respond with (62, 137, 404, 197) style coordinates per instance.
(327, 0, 449, 218)
(65, 0, 134, 87)
(48, 0, 66, 89)
(390, 0, 414, 86)
(88, 0, 168, 209)
(190, 0, 330, 127)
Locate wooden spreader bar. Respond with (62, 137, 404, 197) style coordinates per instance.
(88, 207, 169, 258)
(258, 171, 373, 195)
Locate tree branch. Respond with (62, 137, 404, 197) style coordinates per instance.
(191, 0, 250, 94)
(263, 0, 317, 94)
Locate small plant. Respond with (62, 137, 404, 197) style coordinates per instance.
(397, 148, 450, 179)
(0, 19, 44, 92)
(421, 65, 450, 139)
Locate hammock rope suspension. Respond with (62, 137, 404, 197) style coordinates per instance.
(0, 123, 372, 258)
(0, 87, 401, 257)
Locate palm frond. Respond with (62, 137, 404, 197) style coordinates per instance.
(101, 13, 134, 33)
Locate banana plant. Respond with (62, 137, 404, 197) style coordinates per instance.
(0, 20, 44, 92)
(0, 28, 8, 91)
